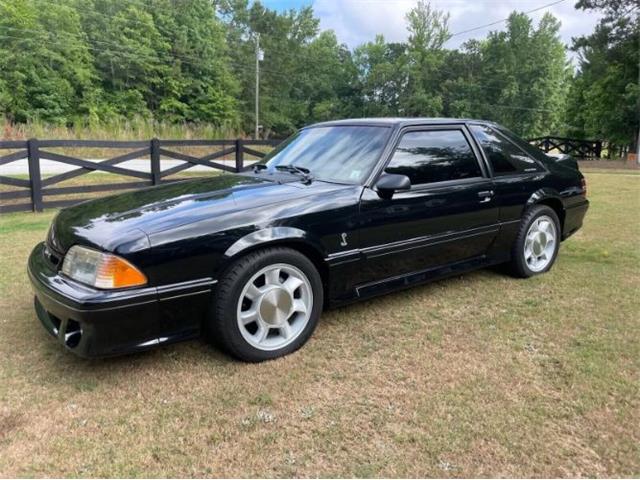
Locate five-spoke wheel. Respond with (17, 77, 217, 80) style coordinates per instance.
(237, 263, 313, 351)
(208, 247, 323, 362)
(510, 205, 561, 278)
(523, 215, 557, 272)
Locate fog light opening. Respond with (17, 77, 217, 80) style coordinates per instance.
(64, 320, 82, 348)
(49, 313, 62, 334)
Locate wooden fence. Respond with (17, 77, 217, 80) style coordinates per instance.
(528, 136, 602, 159)
(2, 135, 607, 214)
(0, 138, 280, 213)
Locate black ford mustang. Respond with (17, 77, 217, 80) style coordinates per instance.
(28, 118, 588, 362)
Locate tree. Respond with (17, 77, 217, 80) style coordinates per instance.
(78, 0, 168, 121)
(0, 0, 97, 124)
(400, 0, 450, 116)
(352, 36, 407, 116)
(220, 0, 352, 135)
(78, 0, 239, 126)
(472, 12, 570, 137)
(567, 0, 639, 154)
(303, 30, 358, 122)
(440, 41, 485, 118)
(150, 0, 239, 126)
(0, 0, 631, 146)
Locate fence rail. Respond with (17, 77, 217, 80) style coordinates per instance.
(0, 138, 281, 214)
(528, 136, 602, 159)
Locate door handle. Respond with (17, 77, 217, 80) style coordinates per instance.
(478, 190, 494, 203)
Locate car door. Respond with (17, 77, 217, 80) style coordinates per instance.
(354, 125, 500, 287)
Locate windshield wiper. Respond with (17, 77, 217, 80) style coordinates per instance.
(253, 163, 268, 173)
(275, 165, 310, 175)
(275, 165, 313, 184)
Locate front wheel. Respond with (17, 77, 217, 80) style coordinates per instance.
(509, 205, 561, 278)
(208, 247, 323, 362)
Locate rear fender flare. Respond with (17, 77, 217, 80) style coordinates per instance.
(526, 188, 563, 208)
(525, 188, 566, 230)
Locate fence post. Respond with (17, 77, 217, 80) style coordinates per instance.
(27, 138, 43, 212)
(150, 138, 161, 185)
(235, 138, 244, 172)
(594, 141, 602, 159)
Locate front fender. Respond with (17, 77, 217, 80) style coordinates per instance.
(223, 227, 327, 260)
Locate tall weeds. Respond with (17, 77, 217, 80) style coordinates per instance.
(1, 118, 241, 141)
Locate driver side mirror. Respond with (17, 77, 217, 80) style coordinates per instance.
(375, 173, 411, 199)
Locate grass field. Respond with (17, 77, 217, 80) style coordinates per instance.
(0, 171, 638, 477)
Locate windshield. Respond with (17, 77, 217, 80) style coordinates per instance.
(259, 125, 390, 184)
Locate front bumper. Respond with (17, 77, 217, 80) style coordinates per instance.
(28, 242, 211, 358)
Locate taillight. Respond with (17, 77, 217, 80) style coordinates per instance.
(581, 177, 587, 196)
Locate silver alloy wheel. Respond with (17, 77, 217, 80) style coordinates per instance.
(524, 215, 557, 272)
(236, 263, 313, 351)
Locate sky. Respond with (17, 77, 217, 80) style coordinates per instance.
(260, 0, 602, 55)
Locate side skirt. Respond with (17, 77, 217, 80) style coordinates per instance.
(328, 253, 507, 308)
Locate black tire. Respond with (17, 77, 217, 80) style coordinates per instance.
(208, 247, 323, 362)
(509, 205, 561, 278)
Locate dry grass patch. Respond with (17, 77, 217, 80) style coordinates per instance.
(0, 171, 638, 477)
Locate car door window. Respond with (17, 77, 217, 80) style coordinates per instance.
(385, 129, 482, 185)
(469, 124, 543, 175)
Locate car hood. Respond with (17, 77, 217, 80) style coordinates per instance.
(48, 174, 341, 253)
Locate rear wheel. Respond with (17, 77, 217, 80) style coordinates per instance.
(509, 205, 561, 278)
(208, 247, 323, 362)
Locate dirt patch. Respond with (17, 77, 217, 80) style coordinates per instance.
(0, 409, 26, 441)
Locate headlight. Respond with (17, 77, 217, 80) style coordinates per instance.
(61, 245, 147, 289)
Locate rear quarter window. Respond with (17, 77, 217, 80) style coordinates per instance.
(470, 124, 544, 176)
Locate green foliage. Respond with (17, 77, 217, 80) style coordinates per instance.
(0, 0, 238, 128)
(221, 1, 349, 135)
(353, 36, 407, 116)
(350, 7, 571, 139)
(0, 0, 635, 149)
(566, 0, 639, 152)
(0, 0, 96, 124)
(472, 12, 570, 137)
(401, 0, 450, 116)
(350, 2, 451, 118)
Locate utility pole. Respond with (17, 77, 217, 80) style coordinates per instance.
(255, 33, 263, 140)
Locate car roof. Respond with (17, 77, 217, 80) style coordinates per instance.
(307, 117, 499, 129)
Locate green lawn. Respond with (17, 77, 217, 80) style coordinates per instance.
(0, 171, 638, 477)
